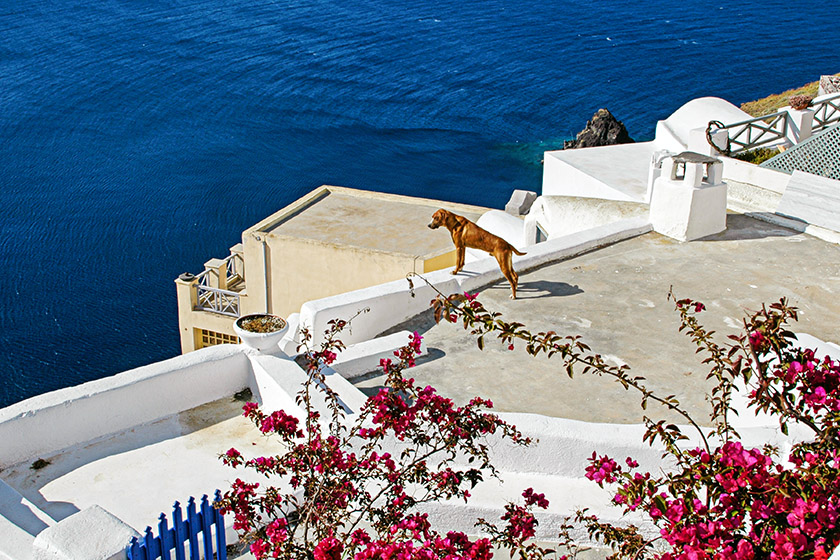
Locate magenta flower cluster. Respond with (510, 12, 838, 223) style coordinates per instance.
(579, 298, 840, 560)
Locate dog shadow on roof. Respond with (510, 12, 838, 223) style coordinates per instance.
(490, 280, 584, 299)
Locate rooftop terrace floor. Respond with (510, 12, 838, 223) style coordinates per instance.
(0, 396, 287, 532)
(356, 214, 840, 425)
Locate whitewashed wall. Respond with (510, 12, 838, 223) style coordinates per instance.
(0, 346, 252, 469)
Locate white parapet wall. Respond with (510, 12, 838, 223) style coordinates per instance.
(0, 345, 253, 470)
(299, 269, 462, 347)
(721, 156, 791, 195)
(331, 331, 427, 380)
(415, 411, 807, 543)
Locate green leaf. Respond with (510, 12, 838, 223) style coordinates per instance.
(653, 494, 667, 512)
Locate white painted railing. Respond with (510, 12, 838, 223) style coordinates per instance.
(194, 253, 244, 316)
(812, 92, 840, 133)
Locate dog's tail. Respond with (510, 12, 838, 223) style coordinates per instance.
(512, 247, 526, 256)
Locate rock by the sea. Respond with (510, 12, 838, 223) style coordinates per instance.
(564, 108, 634, 149)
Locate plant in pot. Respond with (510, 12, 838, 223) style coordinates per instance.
(233, 314, 288, 353)
(789, 94, 813, 110)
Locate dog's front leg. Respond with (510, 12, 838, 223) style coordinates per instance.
(452, 246, 465, 274)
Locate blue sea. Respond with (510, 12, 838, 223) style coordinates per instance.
(0, 0, 836, 408)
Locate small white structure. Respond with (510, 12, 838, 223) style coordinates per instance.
(785, 106, 814, 145)
(646, 149, 674, 203)
(649, 152, 727, 241)
(524, 196, 649, 244)
(32, 505, 138, 560)
(504, 189, 538, 216)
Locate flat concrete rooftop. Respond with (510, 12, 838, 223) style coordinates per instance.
(253, 186, 490, 257)
(356, 214, 840, 426)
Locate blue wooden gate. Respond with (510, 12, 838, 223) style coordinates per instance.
(126, 491, 227, 560)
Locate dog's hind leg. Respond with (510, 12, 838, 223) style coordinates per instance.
(508, 252, 519, 286)
(497, 252, 518, 299)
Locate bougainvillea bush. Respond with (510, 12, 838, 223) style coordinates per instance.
(219, 285, 840, 560)
(215, 315, 551, 559)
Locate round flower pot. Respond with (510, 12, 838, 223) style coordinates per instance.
(788, 95, 812, 111)
(233, 314, 289, 353)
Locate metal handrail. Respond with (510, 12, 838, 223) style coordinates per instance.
(193, 253, 245, 317)
(812, 92, 840, 133)
(717, 109, 789, 155)
(196, 284, 240, 317)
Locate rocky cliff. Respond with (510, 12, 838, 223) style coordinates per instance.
(564, 108, 634, 149)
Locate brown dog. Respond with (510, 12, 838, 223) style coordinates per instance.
(428, 209, 526, 299)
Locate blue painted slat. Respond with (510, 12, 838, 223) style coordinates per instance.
(143, 526, 157, 559)
(187, 497, 200, 560)
(127, 536, 141, 560)
(158, 513, 172, 560)
(200, 495, 214, 559)
(173, 502, 187, 560)
(214, 490, 227, 560)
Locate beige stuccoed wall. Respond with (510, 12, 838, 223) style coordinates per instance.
(242, 231, 269, 315)
(262, 234, 432, 319)
(422, 250, 456, 273)
(175, 232, 453, 353)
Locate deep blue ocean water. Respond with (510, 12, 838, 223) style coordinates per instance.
(0, 0, 837, 408)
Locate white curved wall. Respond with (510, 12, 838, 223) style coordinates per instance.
(525, 196, 649, 241)
(0, 345, 252, 469)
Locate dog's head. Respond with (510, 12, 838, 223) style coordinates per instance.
(428, 209, 448, 229)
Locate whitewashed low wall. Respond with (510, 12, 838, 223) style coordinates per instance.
(491, 412, 799, 478)
(513, 216, 651, 275)
(418, 411, 804, 544)
(721, 156, 790, 194)
(332, 331, 426, 380)
(249, 353, 367, 420)
(0, 346, 252, 469)
(492, 413, 662, 476)
(299, 218, 651, 348)
(0, 478, 55, 560)
(299, 270, 461, 347)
